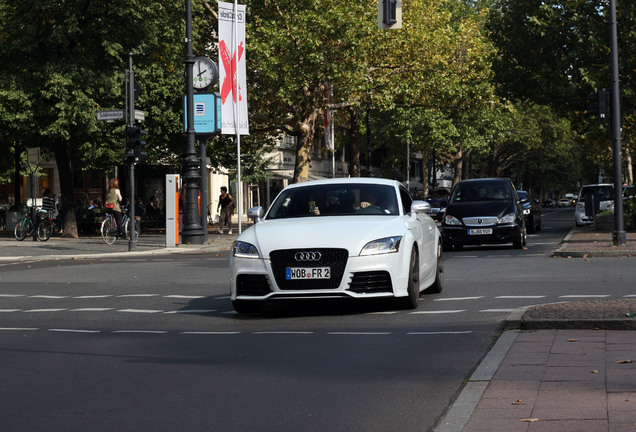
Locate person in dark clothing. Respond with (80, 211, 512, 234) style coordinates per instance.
(216, 187, 234, 234)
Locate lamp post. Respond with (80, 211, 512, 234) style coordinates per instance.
(182, 0, 205, 244)
(609, 0, 625, 245)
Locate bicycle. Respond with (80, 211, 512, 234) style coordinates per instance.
(100, 204, 139, 245)
(14, 207, 52, 242)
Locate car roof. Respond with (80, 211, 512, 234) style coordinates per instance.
(283, 177, 402, 190)
(456, 177, 511, 183)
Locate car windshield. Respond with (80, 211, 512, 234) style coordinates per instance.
(580, 185, 614, 201)
(451, 180, 511, 202)
(518, 191, 529, 200)
(266, 183, 399, 219)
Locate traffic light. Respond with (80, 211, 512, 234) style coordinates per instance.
(125, 126, 147, 163)
(382, 0, 397, 25)
(587, 89, 607, 119)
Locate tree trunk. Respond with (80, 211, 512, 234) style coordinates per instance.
(452, 146, 463, 189)
(51, 139, 79, 238)
(292, 110, 318, 184)
(349, 108, 361, 178)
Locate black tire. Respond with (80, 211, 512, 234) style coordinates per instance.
(513, 227, 524, 249)
(37, 218, 52, 242)
(427, 241, 444, 294)
(101, 218, 117, 245)
(232, 300, 266, 314)
(398, 248, 420, 309)
(14, 218, 29, 241)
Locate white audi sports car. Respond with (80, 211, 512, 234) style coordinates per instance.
(229, 178, 444, 314)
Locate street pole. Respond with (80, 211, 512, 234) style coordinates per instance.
(182, 0, 205, 244)
(128, 53, 137, 252)
(200, 138, 208, 243)
(609, 0, 625, 245)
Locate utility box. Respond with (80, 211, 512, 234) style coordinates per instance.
(166, 174, 180, 247)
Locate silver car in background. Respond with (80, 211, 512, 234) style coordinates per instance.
(575, 184, 614, 226)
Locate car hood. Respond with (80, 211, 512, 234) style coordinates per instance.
(236, 216, 411, 256)
(445, 201, 516, 220)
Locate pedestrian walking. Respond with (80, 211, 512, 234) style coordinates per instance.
(217, 186, 234, 234)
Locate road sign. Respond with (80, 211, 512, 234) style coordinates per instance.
(27, 147, 41, 164)
(97, 110, 124, 122)
(134, 109, 145, 122)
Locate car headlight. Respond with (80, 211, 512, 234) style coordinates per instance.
(523, 209, 530, 215)
(498, 213, 516, 224)
(444, 214, 462, 226)
(360, 236, 402, 256)
(233, 241, 260, 258)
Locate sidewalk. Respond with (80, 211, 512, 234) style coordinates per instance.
(553, 225, 636, 258)
(435, 300, 636, 431)
(0, 227, 240, 262)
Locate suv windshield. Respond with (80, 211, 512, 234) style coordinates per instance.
(451, 180, 512, 202)
(266, 183, 399, 219)
(579, 185, 614, 202)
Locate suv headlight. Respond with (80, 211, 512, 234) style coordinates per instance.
(444, 214, 462, 226)
(233, 241, 260, 258)
(360, 236, 402, 256)
(498, 213, 516, 224)
(523, 208, 530, 215)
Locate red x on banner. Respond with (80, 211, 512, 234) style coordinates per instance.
(220, 40, 244, 105)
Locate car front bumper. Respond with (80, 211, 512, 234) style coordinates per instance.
(442, 224, 521, 246)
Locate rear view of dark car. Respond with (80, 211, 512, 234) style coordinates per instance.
(442, 178, 527, 251)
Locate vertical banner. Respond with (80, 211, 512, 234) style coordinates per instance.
(218, 1, 249, 135)
(323, 82, 334, 151)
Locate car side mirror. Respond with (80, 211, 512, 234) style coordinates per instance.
(411, 200, 431, 215)
(247, 206, 264, 223)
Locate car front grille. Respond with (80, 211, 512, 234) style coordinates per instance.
(270, 248, 348, 290)
(236, 274, 272, 296)
(462, 216, 498, 227)
(348, 271, 393, 294)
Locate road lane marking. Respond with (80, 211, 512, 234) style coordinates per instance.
(253, 331, 314, 334)
(327, 332, 391, 335)
(49, 329, 100, 333)
(0, 327, 38, 331)
(558, 295, 611, 298)
(410, 310, 466, 314)
(407, 331, 474, 335)
(164, 309, 216, 314)
(70, 308, 113, 312)
(31, 295, 68, 299)
(164, 295, 206, 299)
(181, 331, 240, 335)
(480, 309, 516, 313)
(495, 296, 546, 299)
(117, 294, 159, 298)
(435, 297, 484, 301)
(0, 294, 25, 298)
(117, 309, 163, 313)
(24, 309, 67, 312)
(74, 295, 113, 299)
(0, 309, 22, 312)
(112, 330, 168, 334)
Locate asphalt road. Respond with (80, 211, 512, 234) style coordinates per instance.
(2, 207, 636, 432)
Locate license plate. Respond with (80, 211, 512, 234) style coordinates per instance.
(286, 267, 331, 280)
(468, 228, 493, 235)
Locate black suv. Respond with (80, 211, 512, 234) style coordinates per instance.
(442, 178, 527, 251)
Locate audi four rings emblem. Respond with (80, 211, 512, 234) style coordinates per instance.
(295, 251, 322, 262)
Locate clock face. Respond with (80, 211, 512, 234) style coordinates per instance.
(193, 57, 218, 90)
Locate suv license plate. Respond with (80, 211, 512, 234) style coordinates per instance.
(286, 267, 331, 280)
(468, 228, 493, 235)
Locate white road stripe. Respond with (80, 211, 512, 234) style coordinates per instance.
(435, 297, 484, 301)
(480, 309, 516, 313)
(0, 309, 22, 313)
(407, 331, 474, 335)
(328, 332, 391, 335)
(70, 308, 113, 312)
(410, 310, 466, 314)
(164, 295, 206, 299)
(164, 309, 215, 314)
(0, 294, 25, 298)
(112, 330, 167, 334)
(117, 309, 163, 313)
(495, 295, 546, 299)
(0, 327, 38, 331)
(253, 331, 314, 334)
(117, 294, 159, 298)
(49, 329, 100, 334)
(74, 295, 113, 299)
(31, 295, 68, 299)
(181, 331, 240, 335)
(559, 295, 610, 298)
(25, 309, 67, 313)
